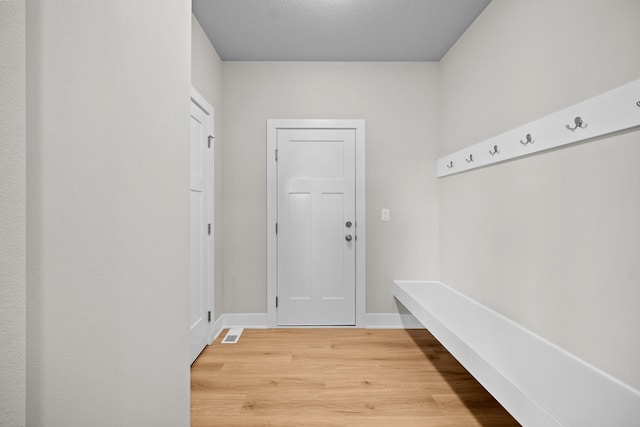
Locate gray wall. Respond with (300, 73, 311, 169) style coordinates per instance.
(222, 62, 440, 314)
(439, 0, 640, 390)
(26, 1, 192, 425)
(191, 15, 225, 321)
(0, 1, 26, 425)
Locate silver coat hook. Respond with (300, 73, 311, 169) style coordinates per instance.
(446, 161, 453, 169)
(465, 154, 473, 163)
(489, 145, 499, 155)
(520, 134, 534, 145)
(566, 116, 586, 131)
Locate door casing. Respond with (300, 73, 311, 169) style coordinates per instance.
(267, 119, 366, 328)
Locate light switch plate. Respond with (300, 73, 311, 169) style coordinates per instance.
(381, 208, 390, 222)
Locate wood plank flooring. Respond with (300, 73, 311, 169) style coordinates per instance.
(191, 328, 520, 426)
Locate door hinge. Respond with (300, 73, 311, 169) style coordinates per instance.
(207, 311, 211, 322)
(275, 296, 278, 308)
(275, 149, 278, 161)
(275, 223, 278, 234)
(208, 223, 211, 235)
(208, 135, 213, 148)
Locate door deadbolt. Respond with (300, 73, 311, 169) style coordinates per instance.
(345, 234, 353, 242)
(345, 221, 352, 228)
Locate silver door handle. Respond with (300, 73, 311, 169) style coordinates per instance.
(345, 234, 352, 242)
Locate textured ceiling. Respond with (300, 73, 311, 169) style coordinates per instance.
(192, 0, 492, 61)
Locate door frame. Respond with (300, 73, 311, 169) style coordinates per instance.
(190, 87, 215, 345)
(266, 119, 366, 328)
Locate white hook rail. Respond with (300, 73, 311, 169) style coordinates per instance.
(437, 78, 640, 177)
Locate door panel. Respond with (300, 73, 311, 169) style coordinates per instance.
(190, 190, 204, 327)
(288, 193, 311, 299)
(321, 193, 345, 299)
(189, 100, 210, 363)
(277, 129, 356, 326)
(289, 141, 345, 180)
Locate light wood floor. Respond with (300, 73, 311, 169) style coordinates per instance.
(191, 328, 520, 426)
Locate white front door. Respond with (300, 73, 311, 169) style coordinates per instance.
(276, 128, 356, 325)
(189, 94, 212, 363)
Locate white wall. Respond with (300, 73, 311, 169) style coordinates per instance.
(439, 0, 640, 390)
(191, 15, 225, 320)
(0, 1, 26, 425)
(26, 1, 192, 425)
(222, 62, 440, 314)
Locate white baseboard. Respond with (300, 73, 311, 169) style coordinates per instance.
(209, 313, 268, 343)
(222, 313, 268, 329)
(365, 313, 422, 329)
(209, 312, 421, 334)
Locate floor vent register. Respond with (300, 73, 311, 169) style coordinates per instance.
(221, 328, 244, 344)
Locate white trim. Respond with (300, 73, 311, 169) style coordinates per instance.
(364, 313, 422, 329)
(209, 312, 421, 332)
(438, 78, 640, 177)
(210, 314, 268, 333)
(266, 119, 366, 328)
(222, 313, 269, 329)
(210, 314, 226, 343)
(394, 280, 640, 427)
(191, 87, 214, 118)
(190, 86, 215, 345)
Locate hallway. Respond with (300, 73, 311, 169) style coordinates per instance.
(191, 329, 519, 426)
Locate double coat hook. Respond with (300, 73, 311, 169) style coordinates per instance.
(466, 154, 474, 163)
(566, 116, 587, 131)
(446, 161, 453, 169)
(489, 145, 499, 155)
(520, 134, 534, 145)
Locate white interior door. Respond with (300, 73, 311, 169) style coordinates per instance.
(277, 128, 356, 325)
(189, 96, 212, 363)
